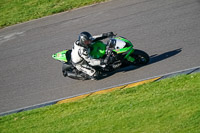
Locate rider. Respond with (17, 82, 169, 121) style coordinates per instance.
(71, 31, 114, 80)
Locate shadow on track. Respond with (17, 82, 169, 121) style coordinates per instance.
(149, 48, 182, 64)
(98, 48, 182, 80)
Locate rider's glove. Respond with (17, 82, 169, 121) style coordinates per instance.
(103, 32, 114, 37)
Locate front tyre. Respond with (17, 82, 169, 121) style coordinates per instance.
(131, 49, 150, 66)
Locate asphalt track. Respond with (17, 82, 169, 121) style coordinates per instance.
(0, 0, 200, 114)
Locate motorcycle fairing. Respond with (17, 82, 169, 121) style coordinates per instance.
(114, 39, 126, 49)
(113, 46, 132, 54)
(113, 37, 135, 62)
(90, 37, 135, 62)
(115, 36, 133, 46)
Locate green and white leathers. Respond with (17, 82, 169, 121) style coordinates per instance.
(52, 36, 150, 80)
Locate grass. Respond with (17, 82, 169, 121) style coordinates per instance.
(0, 73, 200, 133)
(0, 0, 107, 28)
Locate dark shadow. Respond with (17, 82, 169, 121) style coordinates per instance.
(97, 48, 182, 80)
(149, 48, 182, 64)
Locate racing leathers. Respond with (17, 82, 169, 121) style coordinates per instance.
(71, 33, 113, 77)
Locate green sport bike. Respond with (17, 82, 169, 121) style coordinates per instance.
(52, 36, 150, 80)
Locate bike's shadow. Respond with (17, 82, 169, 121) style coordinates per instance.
(98, 48, 182, 80)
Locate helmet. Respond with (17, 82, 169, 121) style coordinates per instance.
(78, 32, 93, 48)
(107, 39, 116, 49)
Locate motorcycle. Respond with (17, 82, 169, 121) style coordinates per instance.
(52, 36, 150, 80)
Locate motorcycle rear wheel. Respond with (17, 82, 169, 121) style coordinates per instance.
(62, 63, 90, 80)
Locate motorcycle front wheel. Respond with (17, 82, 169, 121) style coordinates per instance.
(131, 49, 150, 66)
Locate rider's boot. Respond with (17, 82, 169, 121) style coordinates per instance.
(90, 71, 100, 80)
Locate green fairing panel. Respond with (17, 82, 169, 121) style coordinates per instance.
(113, 37, 134, 54)
(52, 50, 68, 62)
(90, 41, 106, 59)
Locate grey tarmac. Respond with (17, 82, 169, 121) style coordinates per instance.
(0, 0, 200, 113)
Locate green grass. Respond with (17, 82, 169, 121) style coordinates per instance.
(1, 73, 200, 133)
(0, 0, 107, 28)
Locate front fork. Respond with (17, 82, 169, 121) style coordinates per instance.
(124, 48, 135, 62)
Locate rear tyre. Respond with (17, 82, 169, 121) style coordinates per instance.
(62, 63, 90, 80)
(131, 49, 149, 66)
(62, 63, 74, 77)
(62, 63, 73, 72)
